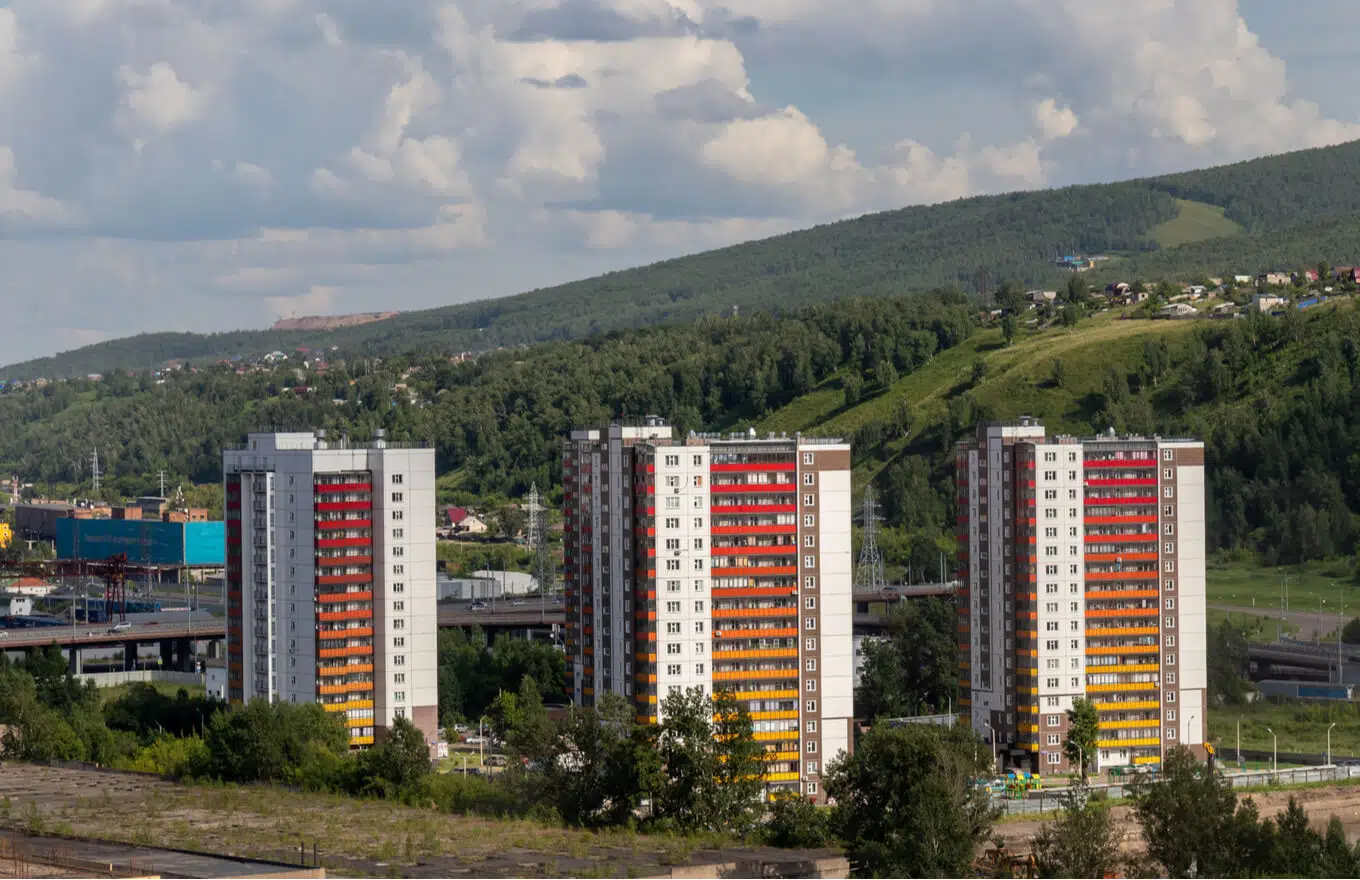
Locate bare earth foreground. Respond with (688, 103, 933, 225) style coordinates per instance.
(0, 764, 843, 878)
(994, 783, 1360, 856)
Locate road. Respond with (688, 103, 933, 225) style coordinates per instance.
(0, 620, 224, 650)
(1211, 603, 1346, 641)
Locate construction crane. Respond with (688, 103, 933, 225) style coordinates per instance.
(0, 553, 148, 623)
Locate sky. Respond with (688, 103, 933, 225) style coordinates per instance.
(3, 1, 1360, 363)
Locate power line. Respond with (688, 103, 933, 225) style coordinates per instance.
(854, 486, 886, 592)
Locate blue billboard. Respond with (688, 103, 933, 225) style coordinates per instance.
(56, 519, 225, 567)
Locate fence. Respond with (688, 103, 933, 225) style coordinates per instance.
(78, 669, 203, 688)
(995, 764, 1360, 814)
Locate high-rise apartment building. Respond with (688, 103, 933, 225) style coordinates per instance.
(562, 419, 853, 800)
(956, 419, 1206, 772)
(223, 431, 438, 748)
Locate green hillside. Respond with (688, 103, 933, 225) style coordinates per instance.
(9, 139, 1360, 380)
(7, 289, 1360, 578)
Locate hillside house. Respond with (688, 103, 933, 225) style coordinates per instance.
(1259, 272, 1292, 287)
(1333, 267, 1360, 284)
(1104, 282, 1131, 297)
(1294, 270, 1319, 284)
(1027, 289, 1058, 305)
(1233, 275, 1254, 285)
(1158, 303, 1198, 319)
(1252, 293, 1288, 313)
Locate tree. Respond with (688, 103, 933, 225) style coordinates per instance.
(360, 716, 432, 794)
(1059, 303, 1081, 328)
(654, 688, 763, 833)
(1063, 698, 1099, 781)
(765, 795, 834, 848)
(490, 675, 556, 766)
(842, 373, 864, 407)
(1208, 619, 1252, 704)
(492, 504, 526, 541)
(1031, 783, 1124, 879)
(827, 724, 997, 878)
(709, 691, 766, 836)
(1050, 358, 1067, 388)
(1342, 616, 1360, 645)
(855, 597, 957, 721)
(204, 700, 349, 785)
(547, 694, 662, 828)
(1131, 746, 1264, 877)
(1000, 313, 1018, 346)
(1065, 274, 1088, 303)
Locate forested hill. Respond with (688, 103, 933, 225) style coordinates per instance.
(9, 138, 1360, 380)
(7, 292, 1360, 572)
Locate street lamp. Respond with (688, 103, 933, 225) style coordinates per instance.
(982, 721, 998, 771)
(1266, 726, 1278, 775)
(1328, 722, 1337, 768)
(1236, 715, 1242, 765)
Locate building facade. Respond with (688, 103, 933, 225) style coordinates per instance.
(956, 419, 1206, 772)
(223, 431, 438, 749)
(562, 420, 853, 801)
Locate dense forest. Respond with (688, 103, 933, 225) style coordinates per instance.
(10, 139, 1360, 380)
(9, 287, 1360, 571)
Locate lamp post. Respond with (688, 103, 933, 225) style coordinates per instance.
(1328, 722, 1337, 768)
(983, 721, 998, 771)
(1236, 715, 1242, 765)
(479, 714, 490, 765)
(1266, 726, 1278, 775)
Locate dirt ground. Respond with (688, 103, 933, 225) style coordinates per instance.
(993, 783, 1360, 855)
(0, 764, 838, 879)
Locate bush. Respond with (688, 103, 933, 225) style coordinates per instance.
(764, 796, 834, 849)
(117, 734, 211, 777)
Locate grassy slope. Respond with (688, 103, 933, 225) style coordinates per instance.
(1148, 199, 1244, 247)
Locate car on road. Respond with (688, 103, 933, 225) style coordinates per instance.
(464, 735, 488, 745)
(108, 621, 132, 633)
(470, 600, 488, 611)
(511, 599, 526, 606)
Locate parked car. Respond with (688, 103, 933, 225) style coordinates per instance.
(464, 735, 488, 745)
(470, 600, 488, 611)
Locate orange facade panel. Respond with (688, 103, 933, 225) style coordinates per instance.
(711, 565, 798, 577)
(713, 627, 798, 640)
(318, 644, 374, 660)
(712, 669, 799, 681)
(713, 606, 797, 619)
(1086, 570, 1158, 582)
(318, 662, 374, 676)
(713, 648, 798, 660)
(1085, 607, 1159, 618)
(1085, 589, 1158, 600)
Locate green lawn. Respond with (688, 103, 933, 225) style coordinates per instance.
(1147, 199, 1243, 247)
(97, 680, 206, 704)
(1206, 560, 1360, 617)
(1209, 700, 1360, 759)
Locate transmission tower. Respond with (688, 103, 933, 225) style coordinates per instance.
(854, 487, 886, 592)
(527, 483, 555, 595)
(91, 449, 101, 496)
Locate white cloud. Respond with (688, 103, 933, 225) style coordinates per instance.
(0, 0, 1357, 363)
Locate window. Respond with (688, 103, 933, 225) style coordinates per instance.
(1166, 672, 1177, 684)
(393, 565, 404, 575)
(1068, 470, 1077, 480)
(665, 496, 680, 510)
(694, 600, 705, 613)
(694, 579, 705, 592)
(1045, 640, 1059, 650)
(394, 673, 405, 684)
(666, 601, 681, 613)
(1044, 489, 1057, 500)
(692, 537, 704, 550)
(1165, 616, 1176, 629)
(1045, 527, 1057, 538)
(692, 496, 705, 509)
(393, 636, 405, 647)
(694, 621, 705, 633)
(805, 658, 817, 671)
(694, 517, 704, 529)
(393, 654, 405, 666)
(1164, 561, 1175, 572)
(693, 558, 704, 571)
(392, 528, 404, 539)
(1046, 734, 1060, 746)
(394, 690, 406, 702)
(391, 474, 403, 485)
(1164, 523, 1175, 535)
(804, 494, 815, 507)
(806, 720, 817, 733)
(666, 538, 680, 550)
(1165, 598, 1176, 610)
(804, 555, 816, 568)
(804, 514, 816, 527)
(666, 643, 681, 655)
(392, 510, 404, 521)
(667, 664, 681, 675)
(1165, 579, 1175, 591)
(805, 700, 818, 713)
(1166, 728, 1178, 740)
(1045, 584, 1058, 595)
(804, 576, 817, 589)
(665, 475, 680, 488)
(1046, 714, 1060, 726)
(391, 492, 404, 503)
(804, 535, 816, 547)
(663, 454, 680, 467)
(1044, 470, 1056, 481)
(693, 455, 703, 466)
(667, 622, 681, 634)
(695, 663, 705, 675)
(666, 559, 680, 571)
(393, 619, 405, 630)
(1166, 635, 1176, 647)
(393, 582, 405, 594)
(1163, 542, 1175, 554)
(1163, 449, 1174, 461)
(805, 597, 817, 609)
(693, 475, 703, 487)
(1166, 653, 1176, 666)
(806, 741, 818, 753)
(805, 638, 817, 651)
(805, 617, 817, 630)
(802, 452, 814, 465)
(1046, 677, 1059, 688)
(806, 679, 817, 691)
(666, 579, 681, 593)
(1164, 505, 1174, 517)
(806, 761, 819, 775)
(1163, 487, 1174, 498)
(1044, 452, 1055, 462)
(803, 472, 816, 486)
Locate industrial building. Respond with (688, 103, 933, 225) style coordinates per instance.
(955, 419, 1207, 772)
(222, 430, 438, 749)
(55, 519, 224, 567)
(562, 419, 853, 802)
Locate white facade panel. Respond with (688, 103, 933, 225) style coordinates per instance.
(1176, 465, 1208, 694)
(818, 468, 854, 724)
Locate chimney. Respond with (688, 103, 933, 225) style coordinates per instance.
(374, 428, 387, 449)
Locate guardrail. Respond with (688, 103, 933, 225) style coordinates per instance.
(994, 764, 1360, 814)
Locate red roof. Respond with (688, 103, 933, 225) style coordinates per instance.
(446, 506, 469, 525)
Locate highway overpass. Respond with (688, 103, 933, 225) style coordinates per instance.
(0, 619, 225, 673)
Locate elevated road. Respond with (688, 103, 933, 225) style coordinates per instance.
(0, 620, 225, 651)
